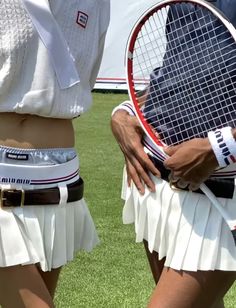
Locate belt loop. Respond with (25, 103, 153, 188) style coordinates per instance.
(58, 184, 68, 205)
(233, 178, 236, 200)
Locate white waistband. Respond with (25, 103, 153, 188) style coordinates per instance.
(0, 157, 79, 186)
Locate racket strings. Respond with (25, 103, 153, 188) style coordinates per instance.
(132, 12, 169, 82)
(133, 36, 236, 97)
(131, 4, 236, 145)
(132, 8, 227, 76)
(133, 10, 235, 85)
(175, 7, 236, 138)
(158, 6, 213, 139)
(156, 6, 221, 139)
(149, 38, 236, 137)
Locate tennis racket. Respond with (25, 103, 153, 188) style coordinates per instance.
(126, 0, 236, 244)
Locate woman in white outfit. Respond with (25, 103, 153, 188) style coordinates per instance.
(0, 0, 109, 307)
(111, 1, 236, 307)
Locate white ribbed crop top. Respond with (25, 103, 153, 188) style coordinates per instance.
(0, 0, 110, 118)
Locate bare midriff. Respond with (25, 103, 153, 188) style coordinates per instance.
(0, 113, 75, 149)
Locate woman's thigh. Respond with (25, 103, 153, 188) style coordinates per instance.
(0, 264, 55, 308)
(143, 240, 165, 284)
(148, 267, 236, 308)
(38, 267, 61, 298)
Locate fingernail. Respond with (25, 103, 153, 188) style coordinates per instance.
(149, 187, 156, 193)
(138, 189, 144, 195)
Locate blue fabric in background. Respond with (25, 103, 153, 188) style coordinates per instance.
(144, 1, 236, 146)
(215, 0, 236, 27)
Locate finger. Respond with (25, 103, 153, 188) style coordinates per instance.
(128, 148, 161, 178)
(188, 183, 201, 191)
(168, 172, 191, 189)
(176, 179, 189, 189)
(163, 144, 181, 156)
(171, 170, 205, 185)
(142, 156, 161, 178)
(163, 156, 174, 170)
(126, 165, 132, 187)
(126, 162, 145, 195)
(168, 172, 180, 183)
(127, 158, 157, 194)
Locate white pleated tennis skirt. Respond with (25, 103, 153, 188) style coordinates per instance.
(0, 199, 99, 272)
(121, 168, 236, 271)
(0, 146, 99, 272)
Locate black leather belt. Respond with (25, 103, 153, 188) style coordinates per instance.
(0, 177, 84, 208)
(149, 155, 234, 199)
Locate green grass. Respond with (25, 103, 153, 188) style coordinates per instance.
(54, 92, 236, 308)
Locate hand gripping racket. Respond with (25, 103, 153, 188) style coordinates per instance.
(126, 0, 236, 244)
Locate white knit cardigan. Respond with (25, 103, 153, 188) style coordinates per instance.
(0, 0, 110, 118)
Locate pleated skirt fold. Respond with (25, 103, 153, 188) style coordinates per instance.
(0, 199, 99, 271)
(122, 169, 236, 271)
